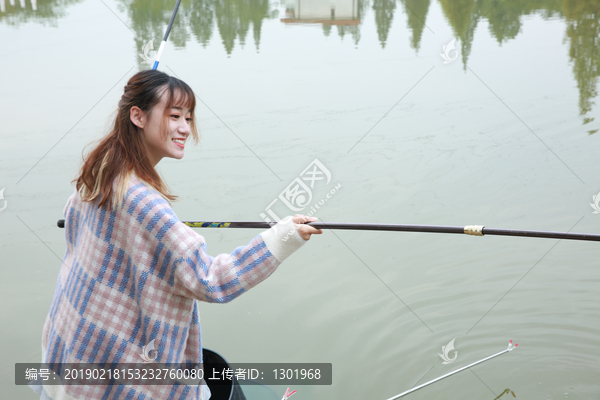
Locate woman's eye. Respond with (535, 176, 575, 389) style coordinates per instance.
(171, 114, 179, 119)
(186, 118, 193, 122)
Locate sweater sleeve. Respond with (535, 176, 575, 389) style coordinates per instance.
(166, 217, 307, 303)
(123, 181, 308, 303)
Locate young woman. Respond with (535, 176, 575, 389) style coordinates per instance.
(33, 69, 322, 399)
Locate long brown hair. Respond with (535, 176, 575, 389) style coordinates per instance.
(75, 69, 199, 210)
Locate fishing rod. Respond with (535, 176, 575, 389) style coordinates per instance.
(152, 0, 182, 70)
(56, 219, 600, 242)
(386, 340, 518, 400)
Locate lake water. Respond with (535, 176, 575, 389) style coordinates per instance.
(1, 0, 599, 399)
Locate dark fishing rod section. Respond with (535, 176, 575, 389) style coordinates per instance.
(56, 219, 600, 242)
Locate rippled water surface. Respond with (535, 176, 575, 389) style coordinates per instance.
(1, 0, 600, 399)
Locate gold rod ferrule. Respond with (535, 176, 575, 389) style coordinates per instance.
(464, 225, 485, 236)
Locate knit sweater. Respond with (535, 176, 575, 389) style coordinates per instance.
(37, 176, 307, 399)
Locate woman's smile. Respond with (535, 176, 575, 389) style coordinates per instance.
(172, 137, 185, 148)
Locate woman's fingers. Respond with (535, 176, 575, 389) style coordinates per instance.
(297, 226, 322, 240)
(292, 215, 322, 240)
(292, 214, 318, 224)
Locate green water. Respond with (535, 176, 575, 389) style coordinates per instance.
(1, 0, 599, 399)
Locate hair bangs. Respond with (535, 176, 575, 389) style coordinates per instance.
(170, 81, 196, 113)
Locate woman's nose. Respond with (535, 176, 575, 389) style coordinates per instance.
(180, 120, 191, 135)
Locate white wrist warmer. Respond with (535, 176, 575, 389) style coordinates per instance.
(260, 217, 308, 263)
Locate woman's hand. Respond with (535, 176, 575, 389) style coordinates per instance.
(292, 214, 323, 240)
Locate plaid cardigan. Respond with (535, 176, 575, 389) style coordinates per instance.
(38, 176, 307, 399)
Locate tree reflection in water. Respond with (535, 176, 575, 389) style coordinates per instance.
(1, 0, 598, 131)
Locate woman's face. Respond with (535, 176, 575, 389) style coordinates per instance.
(141, 88, 192, 166)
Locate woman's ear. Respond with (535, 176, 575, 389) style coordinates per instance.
(130, 106, 145, 129)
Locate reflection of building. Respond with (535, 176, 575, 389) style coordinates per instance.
(1, 0, 37, 13)
(281, 0, 359, 25)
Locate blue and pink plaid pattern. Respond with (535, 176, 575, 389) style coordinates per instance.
(40, 176, 281, 399)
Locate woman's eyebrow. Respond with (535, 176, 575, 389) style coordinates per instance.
(171, 106, 190, 113)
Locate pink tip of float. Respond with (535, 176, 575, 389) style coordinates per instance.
(509, 340, 512, 344)
(515, 343, 518, 347)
